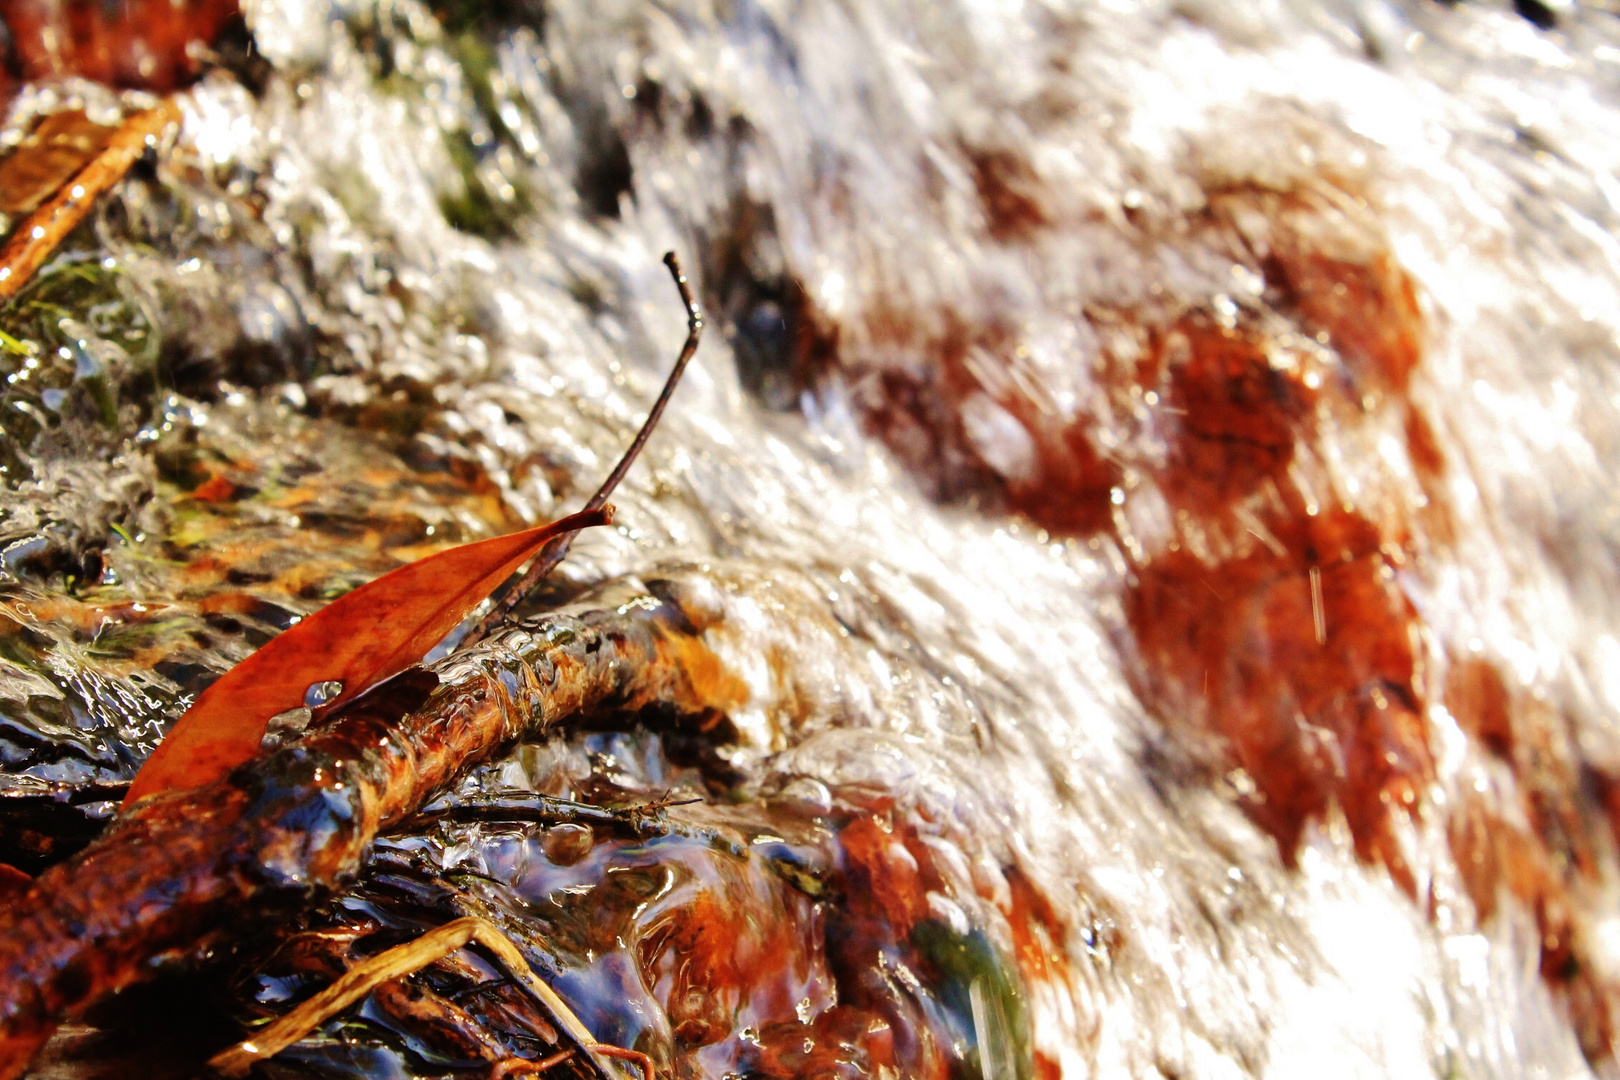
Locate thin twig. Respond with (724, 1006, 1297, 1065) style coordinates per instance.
(0, 259, 714, 1078)
(0, 102, 180, 302)
(473, 252, 702, 637)
(391, 791, 690, 838)
(451, 975, 516, 1002)
(1309, 565, 1326, 646)
(593, 1044, 656, 1080)
(491, 1049, 576, 1078)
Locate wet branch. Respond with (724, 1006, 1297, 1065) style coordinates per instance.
(0, 589, 730, 1079)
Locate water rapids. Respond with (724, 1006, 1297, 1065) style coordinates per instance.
(1, 1, 1619, 1078)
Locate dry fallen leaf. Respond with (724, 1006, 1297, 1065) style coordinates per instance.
(122, 506, 611, 805)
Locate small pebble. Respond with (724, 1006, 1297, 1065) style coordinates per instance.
(542, 822, 594, 865)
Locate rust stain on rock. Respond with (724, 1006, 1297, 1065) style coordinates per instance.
(2, 0, 240, 92)
(1127, 507, 1430, 892)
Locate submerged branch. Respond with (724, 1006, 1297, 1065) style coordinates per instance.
(0, 586, 732, 1079)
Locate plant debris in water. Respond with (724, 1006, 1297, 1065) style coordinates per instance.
(231, 729, 1036, 1080)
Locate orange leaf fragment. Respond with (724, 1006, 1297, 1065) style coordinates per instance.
(122, 507, 612, 807)
(191, 473, 236, 502)
(0, 864, 31, 909)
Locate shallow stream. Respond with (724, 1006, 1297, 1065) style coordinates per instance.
(3, 2, 1620, 1078)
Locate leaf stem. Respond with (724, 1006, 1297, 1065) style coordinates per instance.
(473, 252, 702, 637)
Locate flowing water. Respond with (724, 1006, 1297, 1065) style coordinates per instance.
(2, 1, 1620, 1077)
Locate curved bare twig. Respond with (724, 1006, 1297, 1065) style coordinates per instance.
(473, 252, 702, 637)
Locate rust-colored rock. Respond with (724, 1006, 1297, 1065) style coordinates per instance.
(1127, 506, 1429, 891)
(997, 396, 1120, 537)
(1276, 247, 1423, 394)
(1447, 657, 1514, 759)
(850, 321, 1119, 536)
(1151, 310, 1321, 509)
(1, 0, 239, 92)
(1447, 793, 1617, 1059)
(837, 812, 930, 937)
(744, 1007, 897, 1080)
(967, 147, 1048, 242)
(1208, 184, 1425, 393)
(0, 866, 30, 909)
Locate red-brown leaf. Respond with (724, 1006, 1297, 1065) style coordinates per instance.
(0, 865, 30, 910)
(122, 507, 611, 806)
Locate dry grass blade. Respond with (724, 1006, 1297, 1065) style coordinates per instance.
(0, 102, 180, 302)
(210, 916, 646, 1080)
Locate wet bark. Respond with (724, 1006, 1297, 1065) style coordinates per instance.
(0, 588, 729, 1079)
